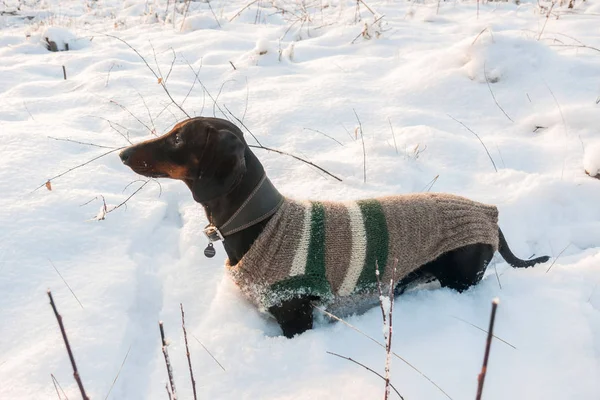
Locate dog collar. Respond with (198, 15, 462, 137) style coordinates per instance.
(203, 174, 284, 248)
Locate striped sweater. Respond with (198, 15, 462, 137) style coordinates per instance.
(225, 193, 499, 313)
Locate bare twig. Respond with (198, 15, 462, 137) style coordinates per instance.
(303, 128, 344, 146)
(47, 137, 117, 149)
(110, 99, 154, 135)
(544, 81, 568, 137)
(248, 144, 342, 181)
(137, 91, 157, 135)
(314, 306, 453, 399)
(493, 263, 502, 290)
(48, 260, 84, 309)
(106, 180, 151, 215)
(388, 118, 398, 154)
(207, 0, 222, 28)
(191, 334, 226, 372)
(180, 304, 197, 400)
(99, 33, 190, 118)
(483, 62, 514, 123)
(451, 316, 515, 349)
(421, 175, 440, 192)
(47, 290, 89, 400)
(448, 115, 498, 172)
(104, 345, 132, 400)
(214, 79, 236, 118)
(545, 243, 571, 273)
(223, 105, 262, 146)
(106, 63, 115, 87)
(230, 0, 260, 22)
(538, 2, 556, 41)
(326, 351, 404, 399)
(51, 373, 69, 400)
(159, 321, 177, 399)
(32, 147, 126, 192)
(351, 14, 385, 44)
(62, 65, 67, 80)
(180, 0, 192, 31)
(549, 43, 600, 54)
(475, 298, 499, 400)
(353, 108, 367, 183)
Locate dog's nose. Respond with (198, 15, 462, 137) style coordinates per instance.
(119, 148, 133, 165)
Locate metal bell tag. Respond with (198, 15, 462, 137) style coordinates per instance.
(204, 242, 216, 258)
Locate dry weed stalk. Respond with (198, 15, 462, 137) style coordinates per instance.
(448, 115, 498, 172)
(375, 259, 398, 400)
(475, 298, 499, 400)
(159, 321, 178, 399)
(47, 290, 89, 400)
(180, 304, 198, 400)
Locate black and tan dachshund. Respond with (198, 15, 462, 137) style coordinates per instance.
(119, 117, 549, 338)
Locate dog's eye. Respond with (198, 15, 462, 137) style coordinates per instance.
(173, 134, 182, 146)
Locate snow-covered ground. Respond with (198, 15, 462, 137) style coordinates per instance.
(1, 0, 599, 399)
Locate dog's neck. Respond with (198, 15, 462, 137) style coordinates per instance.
(199, 148, 281, 265)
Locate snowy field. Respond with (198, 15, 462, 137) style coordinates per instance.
(1, 0, 600, 399)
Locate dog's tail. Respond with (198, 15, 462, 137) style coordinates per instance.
(498, 228, 550, 268)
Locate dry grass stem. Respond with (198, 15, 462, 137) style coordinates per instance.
(191, 334, 226, 372)
(545, 243, 571, 273)
(352, 108, 367, 183)
(48, 260, 84, 309)
(326, 351, 404, 399)
(104, 345, 132, 400)
(313, 306, 453, 399)
(47, 290, 89, 400)
(475, 298, 500, 400)
(448, 115, 498, 172)
(451, 316, 515, 349)
(180, 304, 198, 400)
(483, 62, 514, 122)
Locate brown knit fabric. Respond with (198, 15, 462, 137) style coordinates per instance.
(225, 193, 499, 312)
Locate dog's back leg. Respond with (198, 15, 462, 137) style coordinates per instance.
(425, 243, 495, 292)
(269, 296, 314, 338)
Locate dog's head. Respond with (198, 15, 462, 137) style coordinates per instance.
(119, 118, 247, 203)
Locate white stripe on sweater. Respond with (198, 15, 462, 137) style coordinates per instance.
(337, 202, 367, 296)
(289, 202, 312, 277)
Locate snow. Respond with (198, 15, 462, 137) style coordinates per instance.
(584, 142, 600, 178)
(1, 0, 599, 399)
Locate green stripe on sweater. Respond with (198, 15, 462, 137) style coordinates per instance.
(267, 201, 331, 305)
(356, 199, 389, 291)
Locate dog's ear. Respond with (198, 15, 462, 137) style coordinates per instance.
(191, 127, 247, 203)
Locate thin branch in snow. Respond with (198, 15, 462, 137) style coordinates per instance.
(48, 259, 84, 309)
(388, 118, 398, 155)
(51, 373, 69, 400)
(450, 316, 516, 349)
(353, 108, 367, 183)
(47, 290, 89, 400)
(313, 306, 453, 399)
(448, 115, 498, 172)
(545, 243, 571, 273)
(303, 128, 344, 146)
(483, 62, 514, 123)
(47, 136, 117, 149)
(191, 334, 226, 372)
(207, 0, 222, 28)
(326, 351, 404, 399)
(420, 175, 440, 192)
(104, 344, 132, 400)
(110, 99, 154, 135)
(229, 0, 260, 22)
(180, 304, 198, 400)
(105, 180, 152, 216)
(475, 298, 500, 400)
(159, 321, 178, 399)
(32, 146, 126, 192)
(248, 144, 343, 182)
(99, 33, 190, 118)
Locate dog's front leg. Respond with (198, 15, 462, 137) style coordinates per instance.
(268, 296, 314, 338)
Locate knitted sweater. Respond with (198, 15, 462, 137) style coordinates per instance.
(225, 193, 499, 313)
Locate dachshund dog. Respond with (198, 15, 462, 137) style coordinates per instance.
(119, 117, 549, 338)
